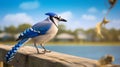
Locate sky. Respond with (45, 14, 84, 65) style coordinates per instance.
(0, 0, 120, 30)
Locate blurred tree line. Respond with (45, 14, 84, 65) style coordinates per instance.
(0, 24, 31, 41)
(4, 24, 31, 34)
(0, 23, 120, 42)
(57, 24, 120, 42)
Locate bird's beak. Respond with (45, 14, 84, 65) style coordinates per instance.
(60, 18, 67, 22)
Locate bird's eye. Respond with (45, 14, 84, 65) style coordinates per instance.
(54, 17, 60, 20)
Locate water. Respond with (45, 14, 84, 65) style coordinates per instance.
(38, 45, 120, 64)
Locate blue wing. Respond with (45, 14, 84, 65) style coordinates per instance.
(17, 22, 52, 40)
(32, 22, 52, 34)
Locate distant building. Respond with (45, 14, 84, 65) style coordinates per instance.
(56, 33, 75, 41)
(77, 32, 87, 41)
(0, 32, 13, 41)
(14, 33, 20, 39)
(0, 32, 11, 38)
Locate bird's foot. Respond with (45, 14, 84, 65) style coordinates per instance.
(36, 51, 41, 54)
(37, 51, 40, 54)
(42, 50, 51, 54)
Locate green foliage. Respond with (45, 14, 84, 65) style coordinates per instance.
(4, 25, 17, 34)
(4, 23, 31, 34)
(85, 28, 97, 41)
(1, 23, 120, 42)
(57, 24, 120, 42)
(73, 29, 85, 41)
(57, 24, 66, 35)
(17, 24, 31, 33)
(103, 28, 120, 41)
(0, 28, 2, 33)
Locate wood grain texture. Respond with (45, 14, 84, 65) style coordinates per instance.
(0, 45, 119, 67)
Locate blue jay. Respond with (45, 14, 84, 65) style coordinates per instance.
(5, 12, 67, 62)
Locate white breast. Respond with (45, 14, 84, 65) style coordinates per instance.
(32, 24, 58, 44)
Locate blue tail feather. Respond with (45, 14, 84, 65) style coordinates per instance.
(5, 38, 28, 62)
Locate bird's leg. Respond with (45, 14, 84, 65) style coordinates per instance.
(40, 44, 51, 53)
(34, 42, 40, 54)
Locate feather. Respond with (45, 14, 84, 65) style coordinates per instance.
(5, 38, 29, 62)
(16, 22, 52, 41)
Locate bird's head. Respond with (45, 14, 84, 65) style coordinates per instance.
(45, 12, 67, 22)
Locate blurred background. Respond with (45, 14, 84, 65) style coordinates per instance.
(0, 0, 120, 64)
(0, 0, 120, 44)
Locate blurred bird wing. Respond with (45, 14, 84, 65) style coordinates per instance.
(96, 22, 104, 38)
(17, 22, 52, 40)
(102, 18, 110, 25)
(16, 28, 41, 40)
(32, 22, 52, 34)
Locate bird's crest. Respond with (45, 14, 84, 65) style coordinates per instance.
(45, 12, 57, 17)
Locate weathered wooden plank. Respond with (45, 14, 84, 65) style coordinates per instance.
(3, 63, 13, 67)
(0, 45, 120, 67)
(0, 61, 3, 67)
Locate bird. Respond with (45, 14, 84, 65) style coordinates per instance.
(5, 12, 67, 63)
(96, 17, 109, 38)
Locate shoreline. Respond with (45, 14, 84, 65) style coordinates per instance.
(0, 41, 120, 46)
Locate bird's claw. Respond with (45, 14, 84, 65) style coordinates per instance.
(37, 52, 40, 54)
(42, 50, 51, 54)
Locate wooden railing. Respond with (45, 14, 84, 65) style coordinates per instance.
(0, 45, 119, 67)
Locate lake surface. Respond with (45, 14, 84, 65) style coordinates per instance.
(38, 45, 120, 64)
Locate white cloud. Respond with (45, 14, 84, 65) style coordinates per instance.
(81, 14, 96, 21)
(59, 11, 73, 20)
(106, 19, 120, 29)
(88, 7, 98, 13)
(111, 19, 120, 24)
(3, 13, 34, 26)
(19, 1, 40, 10)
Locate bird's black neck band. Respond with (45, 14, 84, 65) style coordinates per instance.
(49, 16, 58, 28)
